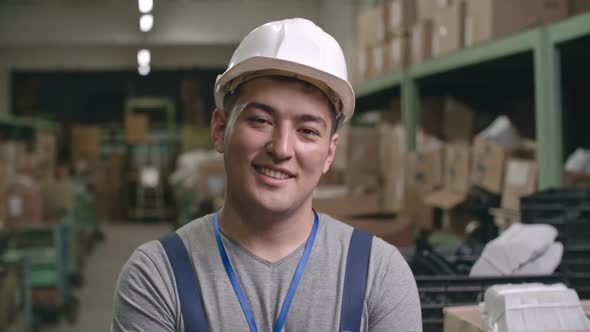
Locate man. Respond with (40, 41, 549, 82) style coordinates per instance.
(112, 18, 421, 331)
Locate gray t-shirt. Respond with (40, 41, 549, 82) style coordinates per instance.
(112, 213, 422, 331)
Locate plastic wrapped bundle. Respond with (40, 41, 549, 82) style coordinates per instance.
(481, 283, 590, 332)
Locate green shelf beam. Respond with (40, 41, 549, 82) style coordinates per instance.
(534, 28, 563, 190)
(401, 72, 418, 151)
(410, 29, 537, 79)
(549, 11, 590, 44)
(354, 71, 403, 99)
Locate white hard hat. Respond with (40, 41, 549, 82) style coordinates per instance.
(214, 18, 355, 122)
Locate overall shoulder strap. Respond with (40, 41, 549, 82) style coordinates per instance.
(340, 228, 374, 332)
(159, 232, 209, 332)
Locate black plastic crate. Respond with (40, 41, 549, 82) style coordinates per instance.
(521, 189, 590, 246)
(520, 188, 590, 208)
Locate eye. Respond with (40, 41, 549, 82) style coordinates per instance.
(298, 128, 319, 136)
(248, 116, 271, 125)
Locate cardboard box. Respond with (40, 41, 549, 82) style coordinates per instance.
(403, 183, 435, 229)
(471, 137, 511, 194)
(490, 207, 521, 231)
(313, 194, 381, 219)
(385, 36, 410, 72)
(423, 143, 470, 232)
(563, 171, 590, 188)
(34, 132, 57, 170)
(332, 126, 349, 171)
(501, 158, 538, 211)
(196, 159, 226, 203)
(5, 177, 43, 227)
(343, 216, 415, 247)
(381, 175, 404, 213)
(71, 126, 101, 170)
(0, 142, 29, 178)
(348, 127, 380, 174)
(385, 0, 417, 36)
(378, 123, 405, 177)
(432, 0, 466, 57)
(443, 305, 487, 332)
(528, 0, 569, 25)
(444, 143, 471, 193)
(419, 97, 444, 138)
(347, 174, 380, 196)
(358, 6, 386, 48)
(417, 0, 436, 21)
(465, 0, 568, 48)
(443, 97, 475, 143)
(368, 44, 387, 79)
(319, 169, 346, 186)
(94, 155, 126, 221)
(411, 20, 434, 65)
(382, 96, 402, 125)
(570, 0, 590, 15)
(126, 113, 149, 144)
(406, 148, 443, 189)
(351, 49, 369, 87)
(41, 178, 73, 220)
(0, 162, 7, 226)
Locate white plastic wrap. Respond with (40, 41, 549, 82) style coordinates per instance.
(470, 223, 560, 277)
(565, 148, 590, 173)
(482, 283, 590, 332)
(476, 115, 521, 148)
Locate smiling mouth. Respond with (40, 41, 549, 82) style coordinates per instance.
(254, 166, 294, 180)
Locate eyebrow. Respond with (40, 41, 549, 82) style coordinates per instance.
(243, 101, 328, 130)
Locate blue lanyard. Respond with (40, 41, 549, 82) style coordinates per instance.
(213, 211, 319, 332)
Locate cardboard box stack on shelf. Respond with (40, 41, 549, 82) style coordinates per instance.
(354, 0, 590, 85)
(0, 130, 73, 228)
(94, 152, 126, 221)
(125, 113, 149, 144)
(490, 158, 538, 230)
(71, 125, 101, 173)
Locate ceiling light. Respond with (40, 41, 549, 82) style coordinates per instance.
(138, 0, 153, 14)
(137, 49, 151, 67)
(140, 14, 153, 32)
(138, 65, 151, 76)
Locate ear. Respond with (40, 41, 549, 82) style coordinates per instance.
(322, 133, 339, 174)
(211, 108, 227, 153)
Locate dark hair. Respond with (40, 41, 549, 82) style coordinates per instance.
(223, 76, 340, 135)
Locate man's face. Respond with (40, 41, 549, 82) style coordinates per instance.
(211, 77, 338, 215)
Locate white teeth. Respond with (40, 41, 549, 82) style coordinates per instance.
(258, 167, 290, 179)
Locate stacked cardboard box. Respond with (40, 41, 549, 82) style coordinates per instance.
(126, 113, 149, 144)
(71, 125, 101, 171)
(424, 143, 472, 232)
(4, 176, 43, 226)
(95, 152, 126, 221)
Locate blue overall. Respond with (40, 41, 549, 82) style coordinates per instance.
(159, 226, 373, 332)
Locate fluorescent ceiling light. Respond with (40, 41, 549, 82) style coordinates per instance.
(138, 0, 153, 14)
(137, 49, 151, 67)
(140, 14, 153, 32)
(138, 65, 151, 76)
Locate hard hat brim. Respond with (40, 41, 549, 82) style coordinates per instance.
(215, 56, 355, 122)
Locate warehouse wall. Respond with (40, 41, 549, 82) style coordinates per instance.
(0, 0, 364, 115)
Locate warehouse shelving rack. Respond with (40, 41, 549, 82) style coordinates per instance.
(0, 114, 60, 139)
(123, 97, 180, 221)
(355, 11, 590, 190)
(1, 222, 78, 325)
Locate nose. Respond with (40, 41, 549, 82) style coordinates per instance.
(266, 125, 294, 161)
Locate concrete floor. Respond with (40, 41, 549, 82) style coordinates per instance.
(41, 222, 173, 332)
